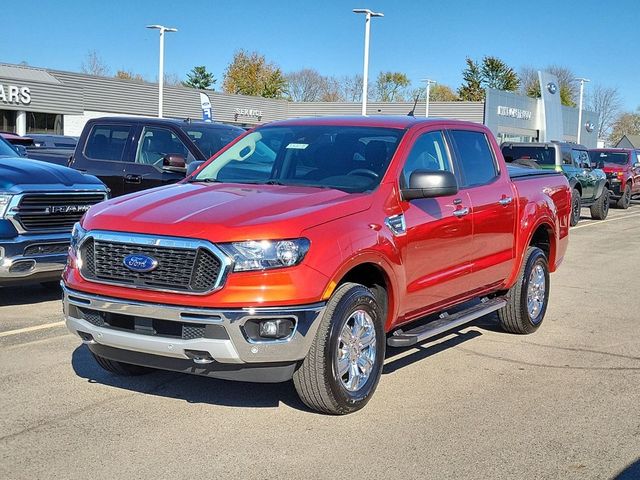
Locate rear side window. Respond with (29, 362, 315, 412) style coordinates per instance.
(84, 124, 132, 161)
(501, 145, 555, 166)
(449, 130, 498, 187)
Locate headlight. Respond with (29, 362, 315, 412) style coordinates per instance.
(219, 238, 310, 272)
(0, 194, 13, 218)
(70, 222, 87, 255)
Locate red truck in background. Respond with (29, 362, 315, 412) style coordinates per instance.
(62, 116, 571, 414)
(589, 148, 640, 209)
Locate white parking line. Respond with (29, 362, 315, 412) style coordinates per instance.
(0, 321, 65, 338)
(573, 212, 640, 230)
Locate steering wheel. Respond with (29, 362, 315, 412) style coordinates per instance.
(347, 168, 379, 179)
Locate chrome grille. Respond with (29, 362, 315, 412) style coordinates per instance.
(15, 193, 106, 232)
(24, 242, 70, 256)
(80, 236, 223, 294)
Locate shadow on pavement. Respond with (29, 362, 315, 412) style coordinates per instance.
(71, 345, 310, 411)
(0, 283, 61, 307)
(613, 458, 640, 479)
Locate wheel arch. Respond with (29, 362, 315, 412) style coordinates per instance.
(323, 255, 398, 332)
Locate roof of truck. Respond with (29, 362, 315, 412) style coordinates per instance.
(262, 115, 485, 130)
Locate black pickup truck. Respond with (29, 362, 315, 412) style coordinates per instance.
(68, 118, 244, 196)
(0, 136, 108, 286)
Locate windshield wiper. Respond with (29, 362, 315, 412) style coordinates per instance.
(187, 177, 220, 183)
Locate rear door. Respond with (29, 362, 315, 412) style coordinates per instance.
(75, 123, 135, 197)
(398, 127, 474, 318)
(448, 128, 516, 290)
(571, 148, 597, 200)
(125, 125, 194, 194)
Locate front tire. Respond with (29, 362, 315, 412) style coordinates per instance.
(616, 183, 631, 209)
(570, 188, 581, 226)
(498, 247, 550, 334)
(91, 352, 155, 376)
(293, 282, 385, 415)
(590, 189, 610, 220)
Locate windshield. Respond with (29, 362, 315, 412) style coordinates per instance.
(192, 125, 404, 193)
(179, 124, 243, 159)
(0, 136, 19, 157)
(589, 151, 628, 166)
(501, 145, 556, 166)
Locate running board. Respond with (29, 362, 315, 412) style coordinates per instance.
(387, 297, 507, 348)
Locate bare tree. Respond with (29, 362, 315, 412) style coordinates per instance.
(338, 74, 365, 102)
(286, 69, 328, 102)
(608, 111, 640, 146)
(81, 50, 110, 76)
(321, 76, 344, 102)
(115, 70, 145, 82)
(586, 85, 622, 140)
(164, 73, 182, 87)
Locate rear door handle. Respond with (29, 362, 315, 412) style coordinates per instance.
(498, 196, 513, 206)
(453, 207, 470, 217)
(125, 174, 142, 184)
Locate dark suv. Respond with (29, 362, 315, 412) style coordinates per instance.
(69, 118, 244, 197)
(501, 141, 609, 226)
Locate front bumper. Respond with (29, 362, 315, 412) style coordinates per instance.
(0, 232, 70, 285)
(63, 285, 326, 381)
(607, 177, 623, 197)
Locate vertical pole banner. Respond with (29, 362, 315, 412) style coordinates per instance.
(200, 92, 213, 122)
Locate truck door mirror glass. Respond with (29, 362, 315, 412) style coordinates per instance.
(13, 145, 28, 157)
(401, 170, 458, 201)
(595, 160, 605, 169)
(162, 154, 186, 173)
(186, 161, 204, 177)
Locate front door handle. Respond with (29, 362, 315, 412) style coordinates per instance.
(453, 207, 470, 217)
(125, 174, 142, 184)
(498, 196, 513, 206)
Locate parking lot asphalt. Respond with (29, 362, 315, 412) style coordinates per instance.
(1, 204, 639, 480)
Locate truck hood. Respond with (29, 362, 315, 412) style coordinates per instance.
(83, 182, 372, 241)
(0, 157, 106, 194)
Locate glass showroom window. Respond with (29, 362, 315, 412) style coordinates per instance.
(0, 110, 17, 132)
(26, 112, 64, 134)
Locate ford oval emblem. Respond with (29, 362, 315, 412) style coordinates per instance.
(585, 121, 595, 133)
(547, 82, 558, 95)
(123, 254, 158, 273)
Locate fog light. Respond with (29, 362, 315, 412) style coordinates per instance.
(258, 319, 294, 339)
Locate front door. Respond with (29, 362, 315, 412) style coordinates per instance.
(124, 126, 191, 194)
(571, 148, 597, 200)
(448, 128, 516, 290)
(398, 129, 474, 319)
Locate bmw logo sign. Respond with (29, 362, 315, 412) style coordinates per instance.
(546, 82, 558, 94)
(123, 254, 158, 273)
(585, 121, 595, 133)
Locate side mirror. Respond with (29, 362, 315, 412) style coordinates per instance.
(186, 160, 204, 177)
(595, 160, 605, 169)
(401, 170, 458, 201)
(634, 162, 640, 169)
(162, 154, 186, 173)
(13, 145, 28, 157)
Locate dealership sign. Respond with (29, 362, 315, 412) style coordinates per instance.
(0, 85, 31, 105)
(234, 108, 263, 121)
(497, 106, 532, 120)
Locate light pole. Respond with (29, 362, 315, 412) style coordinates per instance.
(576, 77, 590, 144)
(353, 9, 384, 116)
(422, 78, 436, 117)
(146, 24, 178, 118)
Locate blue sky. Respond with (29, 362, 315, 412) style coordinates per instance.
(2, 0, 639, 110)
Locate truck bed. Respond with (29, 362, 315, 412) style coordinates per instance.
(507, 164, 562, 180)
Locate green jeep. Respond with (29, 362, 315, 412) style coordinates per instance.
(501, 141, 610, 226)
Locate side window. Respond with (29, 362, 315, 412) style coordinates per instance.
(135, 127, 192, 166)
(449, 130, 498, 187)
(84, 125, 132, 161)
(401, 130, 451, 187)
(572, 149, 589, 168)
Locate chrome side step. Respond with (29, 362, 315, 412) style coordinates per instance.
(387, 297, 507, 348)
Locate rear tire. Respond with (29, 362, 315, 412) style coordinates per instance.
(91, 352, 155, 376)
(293, 282, 385, 415)
(616, 183, 631, 209)
(570, 189, 581, 226)
(590, 188, 610, 220)
(498, 247, 549, 334)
